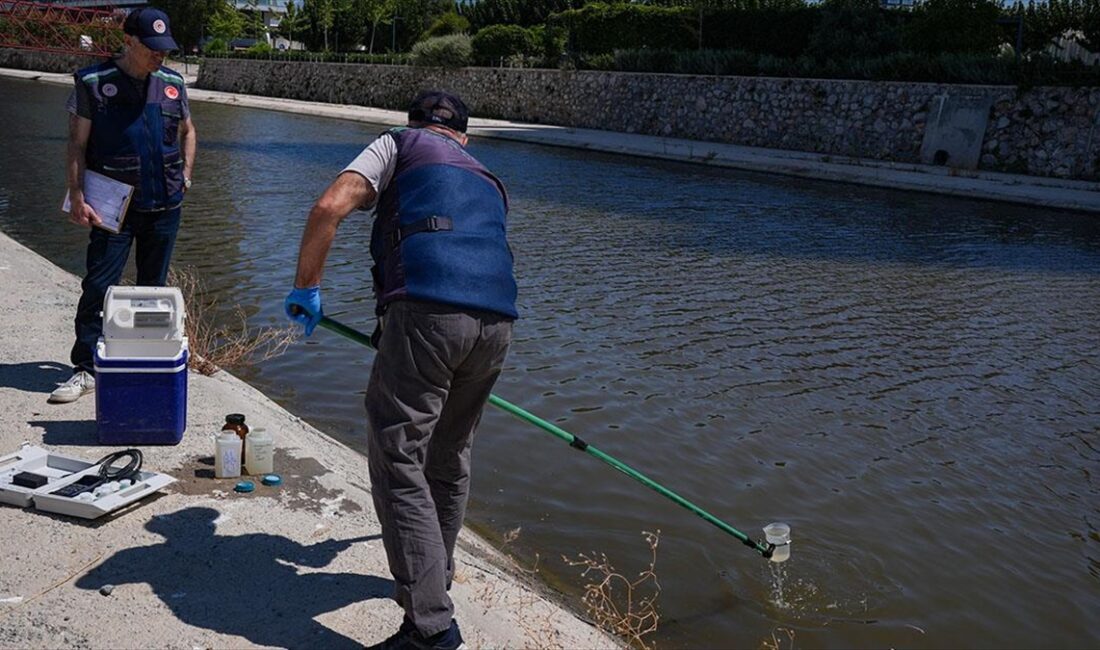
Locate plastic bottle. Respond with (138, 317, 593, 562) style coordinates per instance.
(215, 430, 242, 478)
(222, 414, 249, 469)
(244, 427, 274, 475)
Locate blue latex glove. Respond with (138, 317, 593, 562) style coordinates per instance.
(284, 286, 322, 336)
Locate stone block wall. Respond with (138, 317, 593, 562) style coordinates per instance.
(196, 59, 1100, 181)
(3, 47, 1093, 181)
(0, 48, 104, 75)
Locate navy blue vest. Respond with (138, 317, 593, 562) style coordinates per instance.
(75, 60, 186, 211)
(371, 128, 517, 318)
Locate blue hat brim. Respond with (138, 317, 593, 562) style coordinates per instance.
(140, 35, 178, 52)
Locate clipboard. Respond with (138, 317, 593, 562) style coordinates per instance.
(62, 170, 134, 234)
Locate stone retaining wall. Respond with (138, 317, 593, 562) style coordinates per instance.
(196, 59, 1099, 181)
(0, 49, 104, 75)
(4, 48, 1095, 181)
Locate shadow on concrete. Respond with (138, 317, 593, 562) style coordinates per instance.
(29, 419, 98, 446)
(0, 361, 71, 394)
(194, 454, 215, 479)
(75, 507, 389, 648)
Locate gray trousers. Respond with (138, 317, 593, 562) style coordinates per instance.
(365, 300, 513, 637)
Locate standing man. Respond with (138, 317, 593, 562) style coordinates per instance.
(50, 7, 196, 404)
(285, 91, 516, 650)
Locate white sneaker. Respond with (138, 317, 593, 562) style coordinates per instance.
(49, 371, 95, 404)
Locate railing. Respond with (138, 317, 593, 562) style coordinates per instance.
(0, 1, 123, 57)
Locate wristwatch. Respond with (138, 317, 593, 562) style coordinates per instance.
(184, 177, 192, 190)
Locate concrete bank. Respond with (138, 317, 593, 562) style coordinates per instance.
(3, 66, 1098, 214)
(0, 230, 614, 648)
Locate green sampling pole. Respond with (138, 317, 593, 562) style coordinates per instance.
(314, 314, 773, 558)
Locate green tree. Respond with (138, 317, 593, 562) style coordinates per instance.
(362, 0, 395, 53)
(389, 0, 452, 51)
(461, 0, 581, 30)
(472, 24, 535, 65)
(278, 1, 308, 47)
(1008, 0, 1100, 53)
(302, 0, 348, 50)
(241, 0, 268, 40)
(807, 0, 902, 60)
(903, 0, 1002, 55)
(208, 1, 247, 42)
(157, 0, 223, 52)
(425, 11, 470, 38)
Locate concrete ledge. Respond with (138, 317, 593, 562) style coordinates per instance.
(4, 66, 1097, 213)
(0, 230, 614, 648)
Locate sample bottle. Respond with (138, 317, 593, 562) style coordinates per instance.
(215, 430, 242, 478)
(222, 414, 250, 469)
(245, 427, 274, 475)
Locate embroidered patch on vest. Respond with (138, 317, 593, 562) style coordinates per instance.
(164, 86, 179, 100)
(101, 83, 118, 97)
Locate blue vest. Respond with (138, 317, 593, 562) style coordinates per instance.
(75, 60, 186, 211)
(371, 128, 517, 318)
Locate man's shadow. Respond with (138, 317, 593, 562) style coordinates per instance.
(0, 361, 70, 393)
(76, 507, 390, 648)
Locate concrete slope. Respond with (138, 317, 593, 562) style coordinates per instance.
(0, 230, 615, 649)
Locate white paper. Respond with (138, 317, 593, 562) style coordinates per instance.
(62, 170, 134, 233)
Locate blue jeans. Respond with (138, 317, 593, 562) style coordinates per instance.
(70, 206, 182, 374)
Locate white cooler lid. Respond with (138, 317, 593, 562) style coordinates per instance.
(102, 285, 186, 342)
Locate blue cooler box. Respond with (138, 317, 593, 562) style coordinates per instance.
(94, 340, 188, 445)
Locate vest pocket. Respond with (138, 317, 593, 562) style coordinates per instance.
(163, 157, 184, 197)
(161, 107, 181, 146)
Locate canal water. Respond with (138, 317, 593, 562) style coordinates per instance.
(2, 76, 1099, 648)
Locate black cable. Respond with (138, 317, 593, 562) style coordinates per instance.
(93, 449, 143, 482)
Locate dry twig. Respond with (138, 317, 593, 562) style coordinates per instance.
(760, 627, 796, 650)
(563, 530, 661, 650)
(169, 266, 298, 376)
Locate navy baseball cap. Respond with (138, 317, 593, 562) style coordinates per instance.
(408, 91, 469, 133)
(123, 8, 178, 52)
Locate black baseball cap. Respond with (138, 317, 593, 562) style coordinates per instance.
(123, 7, 178, 52)
(408, 91, 469, 133)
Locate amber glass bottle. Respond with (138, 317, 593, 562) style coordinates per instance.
(222, 414, 249, 467)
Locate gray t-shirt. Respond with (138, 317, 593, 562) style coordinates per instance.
(341, 133, 398, 210)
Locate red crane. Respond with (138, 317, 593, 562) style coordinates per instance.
(0, 1, 124, 57)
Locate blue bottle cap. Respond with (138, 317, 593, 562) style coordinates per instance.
(261, 474, 282, 486)
(234, 481, 255, 493)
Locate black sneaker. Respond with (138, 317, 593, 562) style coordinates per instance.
(416, 620, 465, 650)
(367, 618, 417, 650)
(368, 619, 466, 650)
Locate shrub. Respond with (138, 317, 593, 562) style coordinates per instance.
(245, 41, 273, 55)
(203, 37, 228, 55)
(563, 530, 662, 650)
(589, 46, 1100, 86)
(472, 24, 536, 65)
(411, 34, 473, 68)
(204, 49, 412, 64)
(549, 3, 694, 55)
(169, 266, 297, 376)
